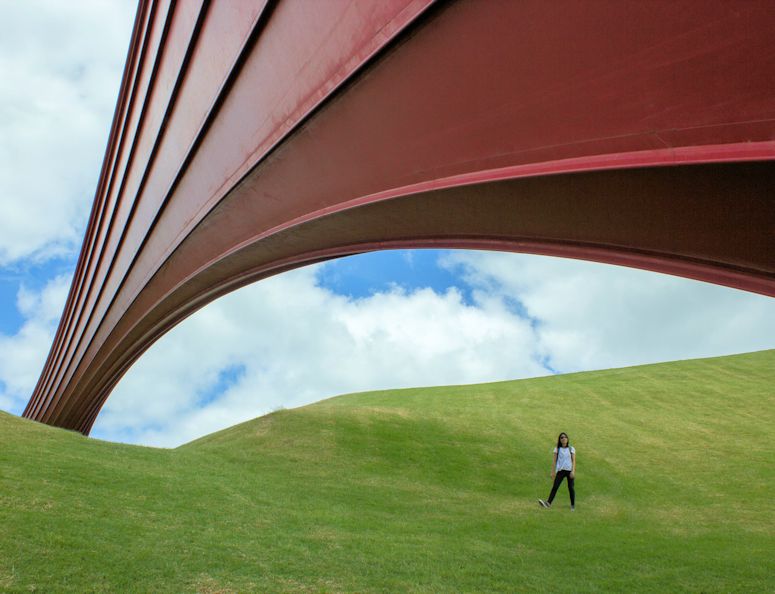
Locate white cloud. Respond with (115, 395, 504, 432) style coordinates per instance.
(93, 252, 775, 449)
(0, 274, 70, 412)
(441, 252, 775, 372)
(8, 251, 772, 449)
(93, 264, 547, 447)
(0, 0, 135, 265)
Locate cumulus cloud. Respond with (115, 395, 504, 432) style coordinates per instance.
(0, 273, 70, 412)
(0, 0, 135, 264)
(93, 264, 547, 447)
(441, 252, 775, 372)
(91, 252, 775, 448)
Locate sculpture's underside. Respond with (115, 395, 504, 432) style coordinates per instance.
(24, 0, 775, 433)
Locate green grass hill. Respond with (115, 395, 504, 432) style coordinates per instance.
(1, 350, 773, 592)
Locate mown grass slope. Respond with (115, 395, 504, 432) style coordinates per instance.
(1, 350, 773, 593)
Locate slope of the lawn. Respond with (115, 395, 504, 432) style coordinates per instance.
(0, 350, 773, 593)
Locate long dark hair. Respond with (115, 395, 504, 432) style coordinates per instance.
(556, 432, 570, 450)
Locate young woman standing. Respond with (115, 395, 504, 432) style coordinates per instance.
(539, 432, 576, 510)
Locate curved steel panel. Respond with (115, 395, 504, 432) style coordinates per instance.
(24, 0, 775, 433)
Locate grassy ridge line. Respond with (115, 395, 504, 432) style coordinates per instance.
(1, 350, 773, 593)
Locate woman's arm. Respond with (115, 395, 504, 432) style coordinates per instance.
(570, 451, 576, 479)
(551, 452, 557, 478)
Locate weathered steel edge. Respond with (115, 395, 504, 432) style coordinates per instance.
(33, 1, 213, 424)
(24, 0, 154, 420)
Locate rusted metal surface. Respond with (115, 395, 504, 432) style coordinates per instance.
(23, 0, 775, 433)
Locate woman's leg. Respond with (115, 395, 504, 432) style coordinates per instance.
(547, 471, 567, 504)
(567, 475, 575, 507)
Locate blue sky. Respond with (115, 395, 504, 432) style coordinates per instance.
(319, 250, 475, 305)
(1, 1, 773, 447)
(0, 256, 75, 333)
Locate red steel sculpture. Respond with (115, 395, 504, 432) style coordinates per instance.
(24, 0, 775, 434)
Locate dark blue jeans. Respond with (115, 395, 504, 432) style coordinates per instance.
(548, 469, 575, 506)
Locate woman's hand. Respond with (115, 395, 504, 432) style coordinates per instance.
(570, 471, 575, 479)
(551, 471, 556, 479)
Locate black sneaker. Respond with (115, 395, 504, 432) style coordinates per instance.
(538, 499, 550, 508)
